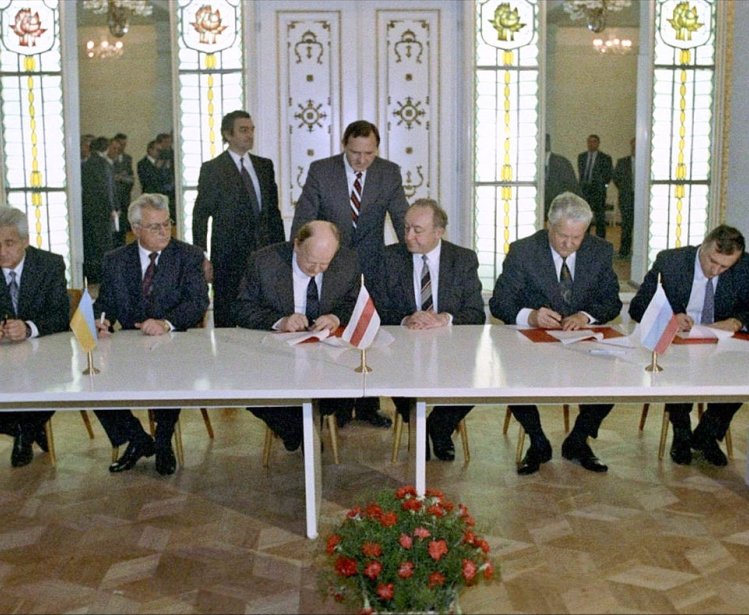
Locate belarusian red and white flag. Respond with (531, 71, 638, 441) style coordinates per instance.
(342, 284, 380, 349)
(640, 282, 679, 353)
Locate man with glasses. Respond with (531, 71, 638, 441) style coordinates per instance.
(94, 193, 209, 476)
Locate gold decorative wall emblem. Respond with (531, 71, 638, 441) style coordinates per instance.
(488, 2, 525, 42)
(393, 28, 424, 63)
(294, 30, 324, 64)
(393, 96, 426, 130)
(294, 99, 328, 132)
(668, 1, 703, 41)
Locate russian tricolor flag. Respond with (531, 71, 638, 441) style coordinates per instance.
(640, 283, 679, 353)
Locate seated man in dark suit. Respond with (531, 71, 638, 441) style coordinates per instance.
(231, 221, 360, 451)
(378, 199, 485, 460)
(490, 192, 622, 475)
(629, 224, 749, 466)
(94, 194, 209, 475)
(0, 206, 69, 467)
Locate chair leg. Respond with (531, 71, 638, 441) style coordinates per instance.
(457, 419, 470, 462)
(200, 408, 215, 439)
(80, 410, 95, 439)
(515, 424, 526, 464)
(502, 407, 512, 435)
(173, 418, 185, 466)
(44, 419, 56, 465)
(639, 403, 650, 431)
(658, 407, 670, 460)
(147, 410, 156, 437)
(697, 403, 705, 420)
(391, 413, 404, 463)
(112, 446, 119, 463)
(325, 415, 340, 465)
(262, 426, 274, 468)
(563, 404, 570, 433)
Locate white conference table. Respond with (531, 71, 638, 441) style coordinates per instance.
(363, 325, 749, 494)
(3, 325, 749, 538)
(0, 328, 364, 539)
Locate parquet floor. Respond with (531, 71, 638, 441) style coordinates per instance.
(0, 400, 748, 614)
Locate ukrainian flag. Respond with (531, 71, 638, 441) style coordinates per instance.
(70, 289, 97, 353)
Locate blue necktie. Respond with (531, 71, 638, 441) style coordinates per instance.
(701, 277, 715, 324)
(8, 271, 19, 316)
(306, 276, 319, 322)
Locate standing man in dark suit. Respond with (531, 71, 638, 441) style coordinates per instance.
(629, 225, 749, 467)
(612, 137, 636, 257)
(379, 199, 485, 460)
(231, 221, 360, 451)
(291, 120, 409, 428)
(192, 110, 285, 328)
(82, 136, 117, 283)
(490, 192, 622, 475)
(112, 133, 135, 244)
(577, 134, 613, 239)
(137, 140, 165, 194)
(0, 206, 69, 467)
(544, 133, 579, 221)
(94, 194, 209, 475)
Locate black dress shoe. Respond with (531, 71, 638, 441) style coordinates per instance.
(692, 433, 728, 466)
(109, 437, 155, 473)
(281, 430, 302, 452)
(34, 426, 49, 453)
(517, 440, 552, 475)
(335, 411, 352, 429)
(431, 437, 455, 461)
(561, 438, 607, 472)
(11, 428, 34, 468)
(155, 445, 177, 475)
(670, 427, 693, 465)
(356, 410, 392, 429)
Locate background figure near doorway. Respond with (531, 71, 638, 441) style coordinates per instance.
(612, 137, 636, 258)
(577, 134, 613, 238)
(544, 133, 579, 221)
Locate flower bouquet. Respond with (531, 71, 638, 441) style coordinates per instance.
(320, 485, 497, 614)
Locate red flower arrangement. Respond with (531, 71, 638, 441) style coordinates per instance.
(320, 485, 497, 613)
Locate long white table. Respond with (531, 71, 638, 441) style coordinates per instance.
(363, 325, 749, 494)
(0, 328, 364, 539)
(3, 325, 749, 538)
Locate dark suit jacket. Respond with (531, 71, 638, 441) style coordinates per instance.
(231, 242, 360, 331)
(137, 156, 163, 194)
(613, 155, 634, 206)
(82, 153, 116, 282)
(577, 150, 613, 188)
(545, 152, 580, 215)
(629, 246, 749, 327)
(489, 230, 622, 323)
(113, 153, 134, 221)
(192, 150, 285, 326)
(0, 247, 68, 336)
(378, 241, 486, 326)
(290, 154, 409, 299)
(94, 239, 209, 331)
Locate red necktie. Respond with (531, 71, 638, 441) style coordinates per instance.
(350, 171, 362, 228)
(142, 252, 158, 297)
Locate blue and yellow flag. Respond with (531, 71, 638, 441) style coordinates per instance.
(70, 289, 97, 353)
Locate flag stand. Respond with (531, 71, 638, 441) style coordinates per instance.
(644, 350, 662, 373)
(354, 348, 372, 373)
(83, 350, 100, 375)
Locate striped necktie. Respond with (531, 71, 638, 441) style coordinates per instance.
(8, 271, 19, 316)
(420, 254, 433, 311)
(350, 172, 362, 228)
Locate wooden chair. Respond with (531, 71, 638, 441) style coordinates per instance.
(390, 409, 470, 463)
(639, 403, 733, 460)
(504, 404, 571, 463)
(262, 413, 340, 466)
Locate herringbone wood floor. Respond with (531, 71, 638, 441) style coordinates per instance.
(0, 401, 748, 614)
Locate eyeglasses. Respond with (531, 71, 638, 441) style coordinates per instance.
(138, 220, 173, 233)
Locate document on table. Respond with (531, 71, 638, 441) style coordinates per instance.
(546, 329, 605, 344)
(676, 324, 734, 341)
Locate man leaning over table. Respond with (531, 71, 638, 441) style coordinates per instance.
(489, 192, 622, 475)
(230, 220, 360, 452)
(629, 224, 749, 467)
(94, 194, 209, 476)
(0, 206, 69, 467)
(378, 199, 485, 461)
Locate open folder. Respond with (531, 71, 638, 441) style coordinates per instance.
(673, 323, 735, 344)
(518, 326, 625, 343)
